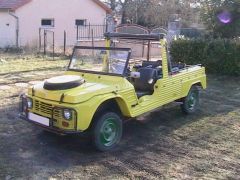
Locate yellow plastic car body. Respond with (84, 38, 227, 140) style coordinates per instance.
(20, 33, 207, 151)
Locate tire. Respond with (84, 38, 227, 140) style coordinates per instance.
(43, 75, 85, 90)
(92, 112, 123, 152)
(181, 86, 200, 114)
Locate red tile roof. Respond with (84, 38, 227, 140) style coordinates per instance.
(0, 0, 112, 13)
(0, 0, 31, 10)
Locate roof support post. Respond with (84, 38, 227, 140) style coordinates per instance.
(161, 39, 169, 79)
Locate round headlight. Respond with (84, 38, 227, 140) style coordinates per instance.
(27, 98, 33, 109)
(63, 109, 72, 120)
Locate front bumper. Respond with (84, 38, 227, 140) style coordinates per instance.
(19, 113, 83, 135)
(19, 94, 85, 135)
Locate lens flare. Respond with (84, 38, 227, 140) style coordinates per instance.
(217, 11, 232, 24)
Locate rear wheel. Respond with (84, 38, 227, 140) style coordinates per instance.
(92, 112, 122, 152)
(181, 86, 199, 114)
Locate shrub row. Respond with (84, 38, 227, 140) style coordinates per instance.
(170, 39, 240, 76)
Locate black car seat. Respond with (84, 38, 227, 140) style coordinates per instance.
(142, 60, 162, 68)
(142, 60, 163, 77)
(134, 67, 159, 98)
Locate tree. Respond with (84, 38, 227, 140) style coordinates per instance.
(106, 0, 118, 11)
(124, 0, 203, 28)
(201, 0, 240, 38)
(102, 0, 132, 23)
(102, 0, 203, 28)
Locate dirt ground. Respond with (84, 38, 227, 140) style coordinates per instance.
(0, 55, 240, 179)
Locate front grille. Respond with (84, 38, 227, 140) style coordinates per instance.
(33, 100, 76, 130)
(34, 100, 53, 118)
(53, 108, 62, 120)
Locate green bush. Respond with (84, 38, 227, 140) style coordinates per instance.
(170, 39, 240, 76)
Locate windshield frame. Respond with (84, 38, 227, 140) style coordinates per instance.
(68, 46, 132, 77)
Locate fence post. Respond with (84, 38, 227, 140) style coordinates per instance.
(44, 30, 46, 55)
(64, 31, 66, 56)
(88, 23, 91, 39)
(105, 23, 108, 33)
(91, 29, 95, 57)
(39, 28, 41, 52)
(91, 29, 94, 48)
(52, 31, 55, 60)
(76, 25, 79, 41)
(147, 40, 150, 61)
(142, 41, 145, 57)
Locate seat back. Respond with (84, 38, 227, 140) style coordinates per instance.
(142, 60, 162, 68)
(134, 67, 158, 92)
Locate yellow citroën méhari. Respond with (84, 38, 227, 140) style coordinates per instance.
(20, 32, 207, 151)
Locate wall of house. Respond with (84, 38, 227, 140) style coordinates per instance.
(0, 10, 16, 47)
(14, 0, 107, 48)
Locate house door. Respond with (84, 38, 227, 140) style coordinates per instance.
(0, 15, 16, 47)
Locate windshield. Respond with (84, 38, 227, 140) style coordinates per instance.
(69, 47, 130, 76)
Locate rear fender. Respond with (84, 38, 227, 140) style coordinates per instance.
(182, 78, 206, 98)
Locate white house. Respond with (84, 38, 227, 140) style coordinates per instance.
(0, 0, 111, 48)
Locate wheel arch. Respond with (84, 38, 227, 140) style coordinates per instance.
(193, 81, 204, 89)
(94, 97, 130, 117)
(87, 96, 130, 131)
(181, 81, 204, 98)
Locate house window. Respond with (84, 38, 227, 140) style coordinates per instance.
(75, 19, 87, 26)
(41, 19, 54, 27)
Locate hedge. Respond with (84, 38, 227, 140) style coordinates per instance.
(170, 39, 240, 76)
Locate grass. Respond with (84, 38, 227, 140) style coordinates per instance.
(0, 54, 69, 86)
(0, 55, 69, 75)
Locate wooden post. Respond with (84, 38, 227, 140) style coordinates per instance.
(43, 30, 46, 55)
(91, 29, 94, 56)
(64, 31, 66, 56)
(147, 40, 150, 61)
(52, 31, 55, 60)
(76, 25, 79, 41)
(88, 23, 91, 39)
(142, 41, 145, 58)
(39, 28, 41, 52)
(105, 23, 108, 33)
(91, 29, 94, 48)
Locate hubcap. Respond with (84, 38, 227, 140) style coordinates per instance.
(188, 91, 198, 110)
(100, 118, 119, 147)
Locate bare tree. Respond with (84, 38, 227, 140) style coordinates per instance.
(102, 0, 203, 27)
(102, 0, 132, 23)
(102, 0, 118, 11)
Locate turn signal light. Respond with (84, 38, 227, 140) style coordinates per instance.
(62, 121, 69, 127)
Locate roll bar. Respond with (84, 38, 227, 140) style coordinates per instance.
(104, 32, 165, 41)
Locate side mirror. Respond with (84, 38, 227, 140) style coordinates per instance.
(130, 72, 140, 79)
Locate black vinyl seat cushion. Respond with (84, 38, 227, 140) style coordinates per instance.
(134, 67, 159, 98)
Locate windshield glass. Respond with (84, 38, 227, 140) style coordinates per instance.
(69, 47, 130, 76)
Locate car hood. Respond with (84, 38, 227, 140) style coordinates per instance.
(29, 81, 119, 104)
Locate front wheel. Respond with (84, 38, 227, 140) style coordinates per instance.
(181, 86, 200, 114)
(92, 112, 122, 152)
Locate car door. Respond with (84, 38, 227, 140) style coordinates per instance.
(155, 75, 181, 104)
